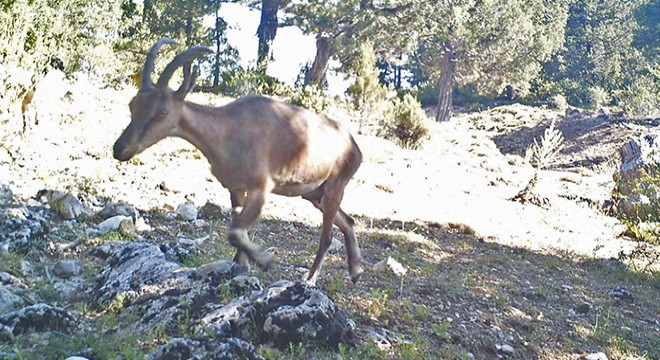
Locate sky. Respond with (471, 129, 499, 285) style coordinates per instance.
(218, 3, 349, 95)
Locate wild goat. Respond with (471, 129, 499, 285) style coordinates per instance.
(113, 38, 364, 285)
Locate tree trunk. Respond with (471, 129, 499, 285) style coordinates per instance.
(213, 1, 221, 88)
(184, 15, 193, 47)
(304, 37, 332, 86)
(257, 0, 280, 73)
(435, 44, 455, 122)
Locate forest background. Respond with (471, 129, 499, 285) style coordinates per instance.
(1, 0, 658, 129)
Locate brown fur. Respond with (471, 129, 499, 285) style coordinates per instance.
(113, 40, 364, 285)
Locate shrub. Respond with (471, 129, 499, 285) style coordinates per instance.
(613, 162, 660, 245)
(549, 94, 568, 111)
(613, 75, 660, 119)
(290, 85, 330, 114)
(219, 68, 293, 98)
(586, 86, 610, 108)
(347, 42, 392, 130)
(382, 94, 431, 149)
(412, 82, 439, 107)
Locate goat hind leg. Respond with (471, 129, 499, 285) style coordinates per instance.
(335, 208, 363, 283)
(305, 184, 344, 285)
(304, 188, 362, 283)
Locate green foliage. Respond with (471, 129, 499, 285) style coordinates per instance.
(347, 41, 393, 130)
(539, 0, 659, 117)
(613, 74, 660, 119)
(586, 86, 610, 108)
(407, 0, 569, 100)
(614, 163, 660, 244)
(550, 94, 569, 111)
(219, 68, 293, 97)
(289, 85, 331, 114)
(347, 42, 389, 110)
(382, 93, 431, 149)
(0, 0, 131, 127)
(0, 251, 26, 274)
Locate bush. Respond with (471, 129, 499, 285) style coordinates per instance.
(382, 94, 431, 149)
(412, 82, 439, 107)
(614, 162, 660, 245)
(219, 68, 293, 98)
(347, 42, 392, 130)
(614, 75, 660, 119)
(290, 85, 330, 114)
(549, 94, 568, 111)
(586, 86, 610, 108)
(557, 78, 589, 107)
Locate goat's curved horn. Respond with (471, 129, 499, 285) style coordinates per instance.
(156, 46, 212, 89)
(143, 38, 178, 89)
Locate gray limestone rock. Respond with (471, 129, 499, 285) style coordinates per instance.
(53, 260, 82, 278)
(0, 303, 77, 336)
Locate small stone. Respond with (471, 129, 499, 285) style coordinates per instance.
(575, 302, 591, 315)
(497, 344, 514, 355)
(0, 324, 14, 343)
(193, 260, 233, 285)
(581, 352, 608, 360)
(98, 202, 137, 220)
(53, 280, 84, 301)
(328, 237, 343, 253)
(53, 260, 82, 278)
(65, 357, 90, 360)
(119, 218, 138, 237)
(608, 287, 634, 302)
(199, 201, 226, 220)
(176, 202, 198, 221)
(0, 287, 26, 314)
(58, 193, 88, 220)
(96, 215, 132, 235)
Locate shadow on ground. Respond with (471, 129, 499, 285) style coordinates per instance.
(154, 210, 660, 359)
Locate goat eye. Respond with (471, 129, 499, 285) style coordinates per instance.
(156, 109, 168, 118)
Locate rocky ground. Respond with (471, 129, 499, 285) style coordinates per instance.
(0, 71, 658, 359)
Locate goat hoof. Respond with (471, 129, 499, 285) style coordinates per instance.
(255, 250, 274, 271)
(231, 263, 249, 276)
(350, 266, 364, 284)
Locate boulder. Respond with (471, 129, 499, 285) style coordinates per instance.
(252, 280, 356, 346)
(53, 260, 82, 278)
(0, 205, 49, 250)
(38, 190, 89, 220)
(98, 201, 137, 220)
(176, 202, 198, 221)
(613, 133, 660, 221)
(90, 242, 355, 352)
(618, 133, 660, 177)
(148, 337, 264, 360)
(0, 303, 77, 336)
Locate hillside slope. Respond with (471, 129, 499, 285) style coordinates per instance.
(0, 72, 658, 359)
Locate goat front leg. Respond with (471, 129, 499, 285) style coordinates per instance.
(229, 190, 249, 268)
(227, 189, 273, 271)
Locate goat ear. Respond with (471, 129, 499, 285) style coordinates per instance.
(175, 64, 199, 100)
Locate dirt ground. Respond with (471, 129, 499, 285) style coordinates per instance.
(1, 71, 658, 359)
